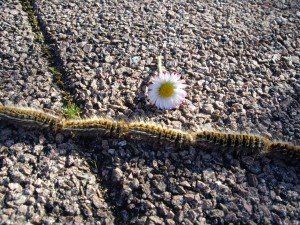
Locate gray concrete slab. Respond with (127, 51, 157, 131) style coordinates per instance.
(34, 0, 300, 144)
(0, 0, 63, 111)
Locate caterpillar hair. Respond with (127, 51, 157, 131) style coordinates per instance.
(0, 105, 299, 163)
(0, 105, 62, 129)
(268, 142, 300, 159)
(62, 117, 126, 138)
(127, 121, 193, 145)
(194, 131, 271, 153)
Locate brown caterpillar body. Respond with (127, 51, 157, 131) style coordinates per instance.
(269, 142, 300, 159)
(0, 105, 299, 163)
(62, 118, 125, 137)
(0, 105, 62, 129)
(194, 131, 270, 151)
(127, 122, 192, 145)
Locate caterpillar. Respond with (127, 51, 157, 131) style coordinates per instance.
(127, 121, 193, 145)
(0, 105, 63, 129)
(193, 131, 271, 151)
(0, 105, 299, 161)
(62, 117, 126, 138)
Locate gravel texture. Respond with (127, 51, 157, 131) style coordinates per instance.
(0, 123, 299, 224)
(0, 0, 300, 224)
(33, 0, 300, 144)
(0, 0, 63, 111)
(0, 124, 115, 225)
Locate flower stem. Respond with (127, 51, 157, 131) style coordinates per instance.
(157, 56, 163, 74)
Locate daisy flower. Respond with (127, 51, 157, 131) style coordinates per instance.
(148, 72, 187, 110)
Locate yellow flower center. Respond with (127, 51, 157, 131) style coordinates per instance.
(159, 82, 175, 98)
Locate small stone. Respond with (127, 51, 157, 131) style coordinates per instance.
(271, 212, 282, 224)
(55, 133, 64, 143)
(167, 10, 176, 19)
(18, 205, 28, 214)
(231, 103, 244, 112)
(291, 56, 299, 64)
(172, 195, 184, 208)
(157, 203, 169, 216)
(243, 200, 253, 214)
(205, 83, 217, 92)
(203, 169, 216, 182)
(185, 193, 195, 202)
(37, 196, 46, 203)
(209, 209, 224, 218)
(180, 181, 191, 188)
(27, 197, 36, 205)
(33, 145, 44, 155)
(92, 196, 103, 209)
(105, 55, 114, 63)
(3, 208, 14, 216)
(177, 186, 186, 194)
(149, 215, 164, 224)
(224, 212, 238, 223)
(20, 165, 32, 176)
(118, 140, 127, 146)
(10, 171, 27, 183)
(201, 199, 213, 210)
(81, 204, 93, 217)
(83, 44, 93, 53)
(197, 181, 210, 193)
(144, 200, 155, 209)
(108, 149, 115, 155)
(129, 178, 139, 190)
(130, 56, 140, 67)
(271, 204, 287, 218)
(112, 168, 123, 182)
(155, 182, 166, 193)
(214, 101, 225, 110)
(203, 104, 214, 114)
(247, 174, 258, 187)
(92, 62, 99, 68)
(166, 219, 176, 225)
(8, 183, 23, 192)
(102, 140, 109, 150)
(9, 143, 23, 152)
(10, 9, 19, 15)
(258, 205, 271, 217)
(237, 186, 250, 198)
(14, 195, 27, 205)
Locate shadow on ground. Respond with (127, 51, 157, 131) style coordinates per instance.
(0, 122, 299, 224)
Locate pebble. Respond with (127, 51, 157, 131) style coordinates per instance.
(247, 174, 258, 187)
(112, 168, 123, 182)
(203, 104, 215, 114)
(214, 101, 225, 110)
(108, 149, 115, 155)
(209, 209, 225, 218)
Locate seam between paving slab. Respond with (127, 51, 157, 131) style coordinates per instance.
(17, 0, 122, 222)
(20, 0, 79, 111)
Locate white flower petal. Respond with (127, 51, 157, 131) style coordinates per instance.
(157, 99, 164, 109)
(147, 72, 187, 110)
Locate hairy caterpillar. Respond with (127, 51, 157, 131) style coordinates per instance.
(127, 121, 193, 145)
(0, 105, 63, 129)
(0, 105, 299, 161)
(62, 118, 126, 137)
(269, 142, 300, 159)
(193, 131, 271, 152)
